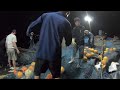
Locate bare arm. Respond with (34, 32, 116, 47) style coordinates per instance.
(13, 42, 20, 54)
(72, 38, 76, 45)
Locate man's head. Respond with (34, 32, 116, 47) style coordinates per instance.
(30, 32, 34, 36)
(74, 17, 80, 27)
(12, 29, 16, 35)
(60, 11, 70, 17)
(84, 30, 89, 35)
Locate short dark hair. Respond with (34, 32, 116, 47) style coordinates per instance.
(12, 29, 16, 33)
(74, 17, 80, 22)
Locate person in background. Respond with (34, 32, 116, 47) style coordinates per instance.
(26, 11, 72, 79)
(5, 29, 20, 71)
(68, 17, 85, 68)
(29, 32, 35, 49)
(84, 30, 94, 48)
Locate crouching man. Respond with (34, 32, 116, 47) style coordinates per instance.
(84, 30, 94, 48)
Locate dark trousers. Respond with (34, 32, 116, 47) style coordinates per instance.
(72, 44, 84, 59)
(85, 40, 94, 48)
(34, 58, 61, 78)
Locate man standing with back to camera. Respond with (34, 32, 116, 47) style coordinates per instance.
(26, 11, 72, 79)
(5, 29, 20, 71)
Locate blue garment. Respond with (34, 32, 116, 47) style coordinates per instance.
(84, 32, 94, 47)
(84, 36, 89, 44)
(26, 12, 72, 61)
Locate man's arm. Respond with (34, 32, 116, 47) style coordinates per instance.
(13, 42, 19, 54)
(71, 28, 77, 45)
(90, 32, 94, 43)
(63, 22, 72, 46)
(12, 36, 20, 54)
(26, 15, 43, 36)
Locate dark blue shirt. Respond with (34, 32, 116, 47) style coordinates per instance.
(26, 12, 72, 61)
(72, 26, 85, 45)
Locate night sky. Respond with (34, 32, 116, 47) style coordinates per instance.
(0, 11, 120, 48)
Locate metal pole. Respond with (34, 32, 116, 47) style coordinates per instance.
(86, 11, 92, 32)
(86, 11, 88, 16)
(88, 22, 91, 32)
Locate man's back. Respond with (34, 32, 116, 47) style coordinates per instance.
(6, 34, 17, 49)
(89, 32, 94, 38)
(36, 12, 72, 61)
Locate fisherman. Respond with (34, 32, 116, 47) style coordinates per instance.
(26, 11, 72, 79)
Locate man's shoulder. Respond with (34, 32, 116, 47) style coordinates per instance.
(6, 34, 9, 38)
(43, 12, 57, 17)
(9, 34, 16, 38)
(90, 32, 94, 36)
(11, 34, 16, 37)
(72, 27, 77, 33)
(42, 12, 62, 20)
(6, 34, 11, 38)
